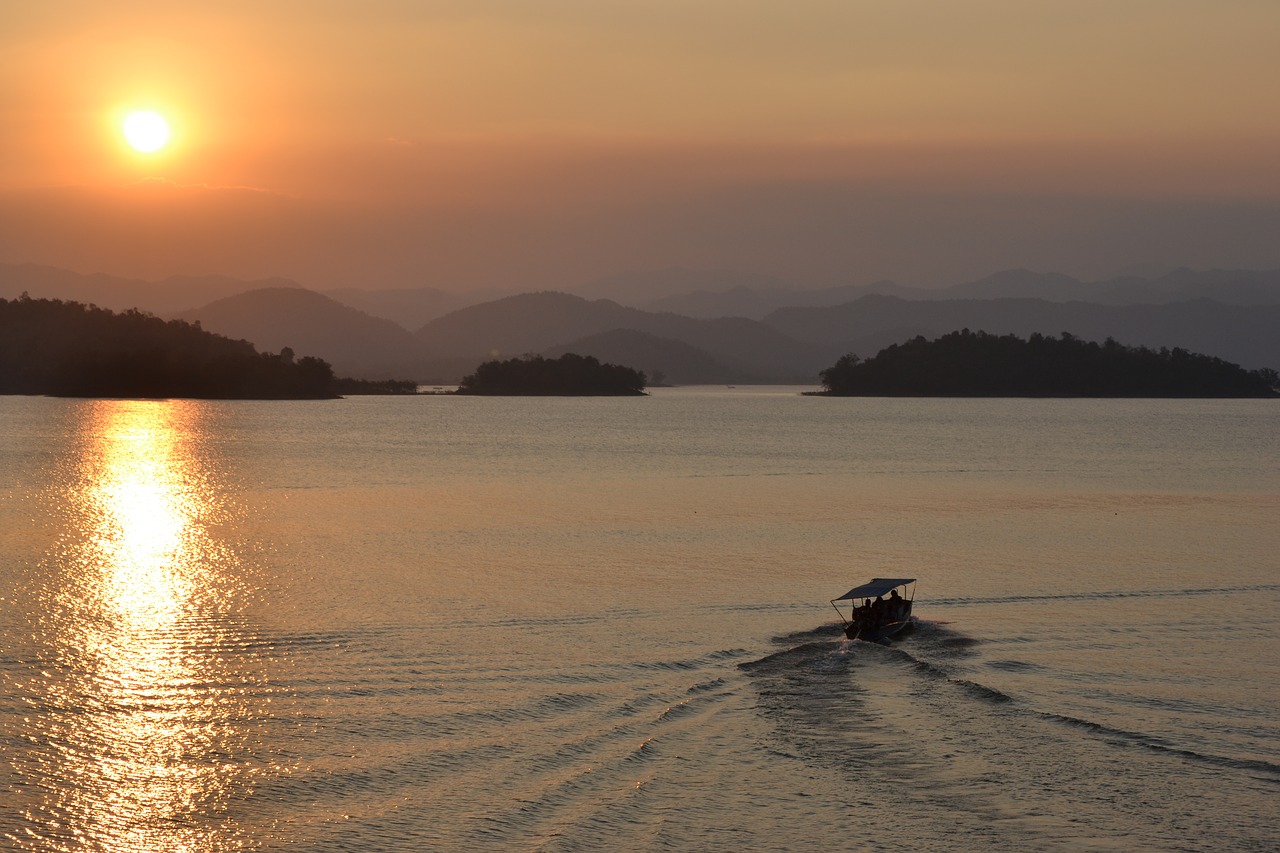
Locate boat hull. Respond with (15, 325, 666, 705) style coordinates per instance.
(847, 617, 913, 642)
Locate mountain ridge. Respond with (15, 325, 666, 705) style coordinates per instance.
(175, 288, 424, 380)
(415, 291, 822, 382)
(5, 263, 1278, 382)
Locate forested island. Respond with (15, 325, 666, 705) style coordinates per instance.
(819, 330, 1279, 397)
(456, 353, 647, 395)
(0, 295, 340, 398)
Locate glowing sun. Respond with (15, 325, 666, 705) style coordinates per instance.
(122, 111, 171, 153)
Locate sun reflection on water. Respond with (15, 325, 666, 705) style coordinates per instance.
(13, 401, 274, 852)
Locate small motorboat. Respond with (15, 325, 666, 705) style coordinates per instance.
(830, 577, 916, 642)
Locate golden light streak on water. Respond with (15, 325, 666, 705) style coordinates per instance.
(2, 394, 1276, 851)
(19, 401, 260, 852)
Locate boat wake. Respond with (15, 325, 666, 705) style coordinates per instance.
(746, 618, 1280, 777)
(738, 616, 1280, 849)
(932, 581, 1280, 609)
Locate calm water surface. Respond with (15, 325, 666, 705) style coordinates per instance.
(1, 389, 1277, 851)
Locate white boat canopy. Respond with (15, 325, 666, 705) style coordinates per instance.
(832, 578, 916, 602)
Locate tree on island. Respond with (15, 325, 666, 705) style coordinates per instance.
(819, 329, 1279, 397)
(0, 294, 340, 398)
(456, 353, 647, 395)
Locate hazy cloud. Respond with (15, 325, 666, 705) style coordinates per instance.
(3, 1, 1278, 290)
(5, 175, 1279, 292)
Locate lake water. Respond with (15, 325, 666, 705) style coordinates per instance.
(1, 389, 1277, 851)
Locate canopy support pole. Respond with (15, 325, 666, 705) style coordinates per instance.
(830, 600, 848, 626)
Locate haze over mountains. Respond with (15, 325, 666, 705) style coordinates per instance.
(3, 263, 1278, 384)
(579, 266, 1280, 320)
(0, 262, 304, 316)
(172, 289, 424, 380)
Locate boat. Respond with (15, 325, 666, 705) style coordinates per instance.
(830, 577, 916, 641)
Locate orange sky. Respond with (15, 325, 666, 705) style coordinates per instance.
(3, 1, 1279, 290)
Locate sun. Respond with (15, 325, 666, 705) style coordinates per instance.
(122, 111, 171, 153)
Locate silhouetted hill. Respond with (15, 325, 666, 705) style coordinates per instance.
(643, 280, 912, 320)
(1137, 267, 1280, 305)
(818, 330, 1278, 397)
(943, 269, 1092, 302)
(764, 295, 1280, 371)
(416, 292, 823, 381)
(416, 292, 614, 356)
(0, 262, 302, 315)
(324, 286, 492, 329)
(574, 267, 791, 306)
(0, 296, 336, 398)
(177, 288, 422, 379)
(543, 328, 738, 385)
(574, 266, 920, 319)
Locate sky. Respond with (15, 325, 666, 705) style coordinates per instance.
(2, 0, 1278, 292)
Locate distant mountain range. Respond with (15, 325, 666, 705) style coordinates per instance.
(571, 266, 1280, 320)
(939, 267, 1280, 307)
(4, 263, 1278, 383)
(413, 292, 823, 381)
(166, 289, 817, 383)
(323, 286, 495, 330)
(12, 263, 1278, 328)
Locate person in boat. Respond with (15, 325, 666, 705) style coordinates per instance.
(854, 598, 876, 633)
(888, 588, 903, 620)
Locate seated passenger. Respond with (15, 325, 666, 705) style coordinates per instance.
(888, 588, 903, 620)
